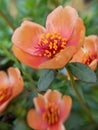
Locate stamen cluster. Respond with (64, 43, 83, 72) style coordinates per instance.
(43, 102, 60, 125)
(0, 87, 12, 105)
(82, 53, 96, 65)
(38, 32, 67, 58)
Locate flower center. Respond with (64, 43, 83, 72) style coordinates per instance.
(0, 86, 12, 105)
(38, 32, 67, 58)
(42, 102, 60, 125)
(81, 52, 96, 65)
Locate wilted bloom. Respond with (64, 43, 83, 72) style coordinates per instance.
(12, 6, 85, 69)
(27, 89, 72, 130)
(71, 35, 98, 70)
(0, 67, 24, 113)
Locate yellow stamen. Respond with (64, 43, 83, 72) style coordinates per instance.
(49, 42, 53, 49)
(44, 40, 48, 44)
(42, 102, 60, 125)
(0, 87, 12, 104)
(0, 95, 4, 101)
(58, 36, 61, 39)
(51, 114, 55, 124)
(46, 33, 50, 38)
(54, 40, 57, 44)
(38, 31, 67, 58)
(53, 51, 56, 54)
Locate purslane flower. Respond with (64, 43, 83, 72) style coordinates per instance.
(71, 35, 98, 70)
(0, 67, 24, 113)
(12, 6, 85, 69)
(27, 89, 72, 130)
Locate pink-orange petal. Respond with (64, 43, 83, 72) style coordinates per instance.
(0, 71, 9, 86)
(12, 45, 48, 68)
(48, 123, 65, 130)
(34, 94, 46, 112)
(89, 59, 98, 70)
(60, 96, 72, 122)
(0, 99, 11, 113)
(39, 46, 76, 69)
(12, 20, 46, 55)
(27, 109, 47, 130)
(71, 48, 84, 63)
(44, 89, 62, 103)
(8, 67, 24, 98)
(84, 35, 98, 54)
(67, 18, 85, 49)
(46, 6, 78, 39)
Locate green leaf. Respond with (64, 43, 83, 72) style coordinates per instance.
(0, 122, 12, 130)
(38, 69, 57, 91)
(14, 121, 28, 130)
(67, 62, 97, 83)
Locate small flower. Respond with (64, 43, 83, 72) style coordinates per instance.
(27, 89, 72, 130)
(12, 6, 85, 69)
(71, 35, 98, 70)
(0, 67, 24, 113)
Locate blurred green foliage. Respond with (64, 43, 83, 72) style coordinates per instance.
(0, 0, 98, 130)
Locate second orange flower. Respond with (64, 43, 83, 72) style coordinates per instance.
(71, 35, 98, 70)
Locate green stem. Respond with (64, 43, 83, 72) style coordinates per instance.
(21, 68, 40, 92)
(66, 67, 97, 125)
(0, 9, 15, 30)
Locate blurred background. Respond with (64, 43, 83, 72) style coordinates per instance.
(0, 0, 98, 130)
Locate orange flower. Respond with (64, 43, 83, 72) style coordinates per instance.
(27, 89, 72, 130)
(12, 6, 85, 69)
(71, 35, 98, 70)
(0, 67, 24, 113)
